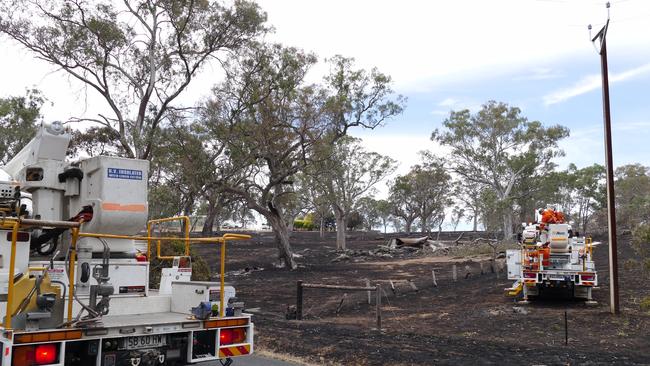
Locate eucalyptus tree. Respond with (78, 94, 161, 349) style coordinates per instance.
(0, 90, 43, 164)
(410, 152, 452, 234)
(202, 46, 403, 268)
(357, 197, 382, 232)
(0, 0, 267, 160)
(375, 199, 393, 234)
(309, 137, 396, 250)
(389, 175, 420, 234)
(432, 101, 569, 241)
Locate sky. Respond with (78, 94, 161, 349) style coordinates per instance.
(1, 0, 649, 215)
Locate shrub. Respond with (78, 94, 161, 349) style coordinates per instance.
(149, 239, 211, 289)
(632, 224, 650, 257)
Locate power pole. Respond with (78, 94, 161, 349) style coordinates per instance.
(590, 2, 619, 314)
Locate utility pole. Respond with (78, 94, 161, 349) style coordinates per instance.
(590, 2, 619, 314)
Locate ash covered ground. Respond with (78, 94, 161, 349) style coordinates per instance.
(195, 231, 650, 365)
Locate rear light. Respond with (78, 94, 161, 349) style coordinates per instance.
(581, 274, 595, 281)
(523, 272, 536, 279)
(12, 343, 59, 366)
(6, 232, 30, 242)
(219, 328, 246, 345)
(35, 344, 57, 365)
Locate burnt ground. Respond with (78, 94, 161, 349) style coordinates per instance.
(193, 231, 650, 365)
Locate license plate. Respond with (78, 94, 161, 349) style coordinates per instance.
(550, 275, 568, 281)
(121, 335, 166, 350)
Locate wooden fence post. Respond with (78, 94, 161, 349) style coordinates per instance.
(376, 285, 382, 330)
(296, 280, 303, 320)
(366, 279, 372, 304)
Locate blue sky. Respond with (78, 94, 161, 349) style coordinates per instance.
(356, 51, 650, 173)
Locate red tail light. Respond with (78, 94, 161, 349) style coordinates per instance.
(12, 344, 58, 366)
(35, 344, 57, 365)
(581, 274, 595, 281)
(523, 272, 536, 279)
(220, 328, 246, 345)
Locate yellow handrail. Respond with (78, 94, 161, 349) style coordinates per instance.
(67, 227, 80, 325)
(147, 216, 190, 260)
(1, 216, 252, 330)
(4, 221, 19, 328)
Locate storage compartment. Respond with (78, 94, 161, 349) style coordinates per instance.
(170, 281, 235, 315)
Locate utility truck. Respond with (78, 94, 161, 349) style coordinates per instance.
(505, 208, 597, 303)
(0, 122, 253, 365)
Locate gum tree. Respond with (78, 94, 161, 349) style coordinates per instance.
(432, 101, 569, 241)
(0, 0, 267, 159)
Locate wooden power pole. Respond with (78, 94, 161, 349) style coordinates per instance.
(590, 3, 619, 314)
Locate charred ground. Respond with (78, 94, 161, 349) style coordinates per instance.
(194, 231, 650, 365)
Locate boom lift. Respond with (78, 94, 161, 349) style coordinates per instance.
(505, 208, 597, 303)
(0, 122, 254, 365)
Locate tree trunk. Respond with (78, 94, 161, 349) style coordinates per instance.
(502, 211, 513, 242)
(319, 217, 325, 238)
(404, 219, 413, 235)
(181, 197, 194, 234)
(472, 215, 478, 232)
(420, 216, 427, 235)
(334, 211, 347, 251)
(266, 213, 297, 269)
(202, 200, 218, 236)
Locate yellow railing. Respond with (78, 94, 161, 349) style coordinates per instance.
(147, 216, 190, 261)
(1, 216, 251, 328)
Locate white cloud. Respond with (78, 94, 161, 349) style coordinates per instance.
(438, 98, 458, 107)
(514, 67, 565, 81)
(544, 62, 650, 105)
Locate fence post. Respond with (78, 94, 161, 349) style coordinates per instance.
(366, 279, 372, 304)
(376, 285, 382, 330)
(296, 280, 303, 320)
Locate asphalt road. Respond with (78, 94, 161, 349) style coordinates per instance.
(201, 355, 302, 366)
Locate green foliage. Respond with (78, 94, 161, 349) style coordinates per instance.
(68, 126, 121, 157)
(432, 101, 570, 239)
(149, 240, 211, 289)
(632, 223, 650, 258)
(616, 164, 650, 230)
(0, 89, 43, 164)
(346, 211, 364, 230)
(0, 0, 267, 159)
(307, 136, 396, 248)
(388, 152, 452, 234)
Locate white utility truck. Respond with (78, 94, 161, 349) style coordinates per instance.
(0, 122, 253, 365)
(505, 209, 597, 303)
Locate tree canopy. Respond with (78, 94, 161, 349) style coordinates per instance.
(432, 101, 569, 240)
(0, 0, 267, 159)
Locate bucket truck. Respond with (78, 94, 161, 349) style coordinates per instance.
(505, 208, 598, 303)
(0, 122, 254, 365)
